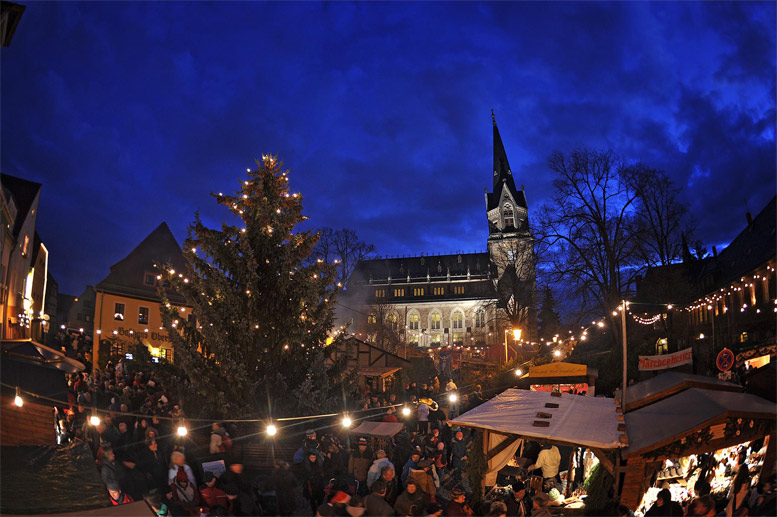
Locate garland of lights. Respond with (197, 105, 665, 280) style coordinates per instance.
(629, 311, 663, 325)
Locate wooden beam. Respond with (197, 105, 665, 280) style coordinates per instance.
(591, 447, 615, 476)
(487, 435, 521, 461)
(761, 433, 776, 481)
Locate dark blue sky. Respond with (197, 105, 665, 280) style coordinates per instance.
(2, 2, 775, 296)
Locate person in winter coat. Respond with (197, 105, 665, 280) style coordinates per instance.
(407, 459, 436, 501)
(303, 450, 327, 513)
(200, 472, 233, 513)
(136, 439, 168, 492)
(378, 466, 400, 506)
(394, 480, 424, 517)
(446, 487, 474, 516)
(450, 430, 468, 479)
(367, 450, 395, 488)
(167, 450, 196, 486)
(417, 402, 430, 434)
(365, 480, 395, 517)
(209, 422, 231, 454)
(169, 468, 201, 516)
(348, 438, 372, 492)
(401, 450, 422, 484)
(272, 460, 298, 516)
(433, 441, 448, 480)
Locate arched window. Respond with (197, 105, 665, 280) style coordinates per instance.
(430, 311, 441, 330)
(367, 314, 376, 325)
(475, 309, 486, 328)
(408, 312, 420, 330)
(503, 203, 514, 228)
(452, 310, 464, 330)
(388, 312, 398, 329)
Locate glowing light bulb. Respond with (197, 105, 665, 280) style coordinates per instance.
(342, 416, 352, 428)
(515, 369, 522, 376)
(402, 407, 411, 416)
(449, 393, 458, 403)
(90, 415, 101, 426)
(177, 425, 188, 437)
(13, 388, 23, 407)
(554, 350, 562, 357)
(267, 424, 277, 436)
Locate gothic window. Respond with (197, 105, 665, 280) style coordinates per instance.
(388, 313, 398, 329)
(437, 263, 442, 273)
(430, 312, 441, 330)
(375, 289, 385, 298)
(368, 314, 377, 325)
(452, 310, 464, 329)
(420, 257, 425, 265)
(394, 288, 405, 297)
(431, 334, 441, 344)
(475, 310, 486, 328)
(413, 287, 425, 296)
(503, 203, 514, 228)
(457, 255, 462, 263)
(452, 332, 463, 345)
(409, 333, 419, 344)
(408, 312, 419, 330)
(433, 287, 444, 295)
(453, 286, 464, 294)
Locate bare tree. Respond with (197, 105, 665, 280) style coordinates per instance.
(623, 164, 692, 267)
(364, 302, 405, 355)
(536, 148, 641, 327)
(312, 227, 376, 286)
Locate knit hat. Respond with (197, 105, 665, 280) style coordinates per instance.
(305, 429, 316, 437)
(358, 437, 368, 446)
(330, 490, 351, 504)
(450, 487, 466, 498)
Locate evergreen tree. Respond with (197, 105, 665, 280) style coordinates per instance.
(157, 155, 351, 419)
(538, 286, 562, 340)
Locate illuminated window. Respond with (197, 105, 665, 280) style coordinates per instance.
(388, 313, 398, 329)
(452, 311, 463, 329)
(453, 332, 463, 345)
(375, 289, 385, 298)
(138, 307, 149, 325)
(433, 287, 444, 295)
(430, 312, 441, 330)
(114, 303, 125, 321)
(394, 288, 404, 297)
(413, 288, 425, 296)
(409, 333, 419, 344)
(740, 332, 749, 343)
(453, 286, 464, 294)
(409, 313, 419, 330)
(475, 310, 486, 328)
(431, 333, 441, 344)
(21, 235, 29, 257)
(367, 314, 377, 325)
(503, 204, 514, 228)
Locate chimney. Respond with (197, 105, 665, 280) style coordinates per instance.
(746, 211, 753, 227)
(712, 246, 718, 257)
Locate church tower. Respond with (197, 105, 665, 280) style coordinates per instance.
(485, 111, 538, 342)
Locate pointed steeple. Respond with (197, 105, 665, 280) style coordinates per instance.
(492, 109, 513, 191)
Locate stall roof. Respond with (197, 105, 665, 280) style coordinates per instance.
(1, 339, 85, 373)
(623, 388, 775, 457)
(354, 366, 402, 378)
(449, 388, 623, 450)
(350, 421, 404, 439)
(620, 371, 741, 411)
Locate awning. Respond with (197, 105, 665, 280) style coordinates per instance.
(449, 388, 623, 450)
(623, 388, 776, 458)
(620, 371, 741, 412)
(350, 421, 405, 439)
(1, 339, 84, 373)
(353, 366, 402, 378)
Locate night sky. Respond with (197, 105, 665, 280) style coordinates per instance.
(2, 2, 775, 296)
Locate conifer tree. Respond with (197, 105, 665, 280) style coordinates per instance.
(538, 286, 562, 340)
(158, 155, 350, 418)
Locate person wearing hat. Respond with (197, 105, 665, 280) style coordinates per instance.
(505, 480, 530, 517)
(169, 467, 201, 516)
(200, 471, 233, 513)
(394, 479, 424, 516)
(348, 437, 372, 494)
(532, 493, 552, 517)
(446, 486, 474, 516)
(367, 449, 395, 489)
(407, 458, 436, 501)
(402, 448, 422, 484)
(317, 489, 351, 516)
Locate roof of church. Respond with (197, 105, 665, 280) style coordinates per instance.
(1, 173, 41, 237)
(487, 112, 526, 211)
(96, 222, 188, 303)
(350, 252, 494, 285)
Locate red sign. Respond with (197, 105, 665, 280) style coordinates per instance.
(638, 347, 693, 371)
(717, 348, 735, 372)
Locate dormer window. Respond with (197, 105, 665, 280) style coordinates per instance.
(503, 203, 514, 228)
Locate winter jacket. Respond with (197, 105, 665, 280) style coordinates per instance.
(446, 500, 474, 516)
(365, 494, 395, 516)
(407, 468, 435, 499)
(348, 449, 373, 482)
(394, 489, 424, 516)
(367, 458, 395, 488)
(401, 458, 418, 484)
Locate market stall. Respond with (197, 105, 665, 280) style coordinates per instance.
(619, 387, 776, 511)
(618, 370, 742, 412)
(519, 362, 598, 396)
(450, 387, 626, 511)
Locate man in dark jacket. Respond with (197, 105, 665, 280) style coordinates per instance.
(379, 466, 400, 506)
(348, 437, 372, 494)
(365, 480, 394, 516)
(394, 480, 424, 516)
(135, 439, 168, 492)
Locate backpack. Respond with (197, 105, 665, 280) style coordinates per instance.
(222, 434, 233, 449)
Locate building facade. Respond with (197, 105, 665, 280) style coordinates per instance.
(92, 222, 189, 368)
(341, 114, 538, 358)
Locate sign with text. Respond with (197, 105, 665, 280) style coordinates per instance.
(528, 362, 587, 378)
(638, 347, 693, 371)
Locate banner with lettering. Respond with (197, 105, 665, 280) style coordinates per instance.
(638, 347, 693, 371)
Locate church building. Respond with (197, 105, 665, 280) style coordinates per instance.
(340, 113, 538, 356)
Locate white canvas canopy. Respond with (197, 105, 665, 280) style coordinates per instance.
(449, 388, 623, 450)
(350, 421, 404, 439)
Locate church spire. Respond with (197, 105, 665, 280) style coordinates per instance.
(492, 109, 513, 191)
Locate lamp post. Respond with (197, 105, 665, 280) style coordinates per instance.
(505, 327, 522, 363)
(621, 300, 628, 410)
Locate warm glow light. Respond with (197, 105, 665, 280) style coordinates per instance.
(699, 333, 705, 339)
(13, 388, 23, 407)
(90, 415, 101, 426)
(448, 393, 458, 403)
(342, 416, 352, 428)
(512, 329, 522, 340)
(267, 424, 277, 436)
(515, 368, 522, 376)
(402, 406, 411, 416)
(554, 350, 562, 357)
(667, 304, 673, 310)
(597, 321, 604, 327)
(177, 425, 188, 437)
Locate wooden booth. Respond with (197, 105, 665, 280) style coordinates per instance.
(520, 362, 598, 396)
(327, 336, 410, 392)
